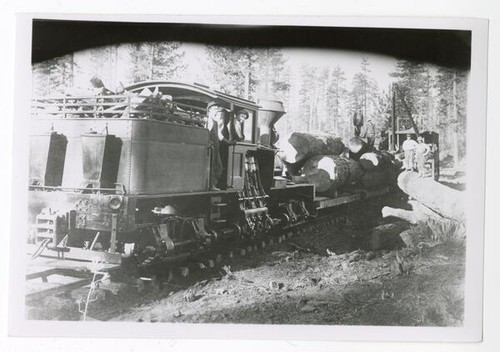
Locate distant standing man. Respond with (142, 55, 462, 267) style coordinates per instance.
(402, 134, 418, 171)
(362, 119, 376, 147)
(206, 101, 224, 190)
(353, 111, 364, 137)
(415, 136, 431, 177)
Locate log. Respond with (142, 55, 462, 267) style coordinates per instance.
(379, 150, 404, 171)
(299, 155, 350, 193)
(348, 137, 376, 161)
(382, 200, 443, 225)
(279, 132, 344, 163)
(361, 170, 388, 189)
(282, 159, 306, 176)
(385, 168, 399, 185)
(397, 171, 465, 222)
(345, 158, 364, 184)
(359, 150, 401, 171)
(359, 152, 384, 170)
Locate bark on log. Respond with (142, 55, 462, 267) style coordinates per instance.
(280, 132, 344, 163)
(380, 151, 404, 172)
(385, 168, 399, 185)
(397, 171, 465, 222)
(345, 158, 364, 184)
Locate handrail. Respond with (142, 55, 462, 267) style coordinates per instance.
(31, 94, 206, 127)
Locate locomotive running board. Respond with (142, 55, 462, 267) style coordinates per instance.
(26, 244, 122, 264)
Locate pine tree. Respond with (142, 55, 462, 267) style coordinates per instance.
(32, 54, 76, 96)
(350, 57, 379, 128)
(205, 46, 289, 101)
(389, 60, 429, 131)
(254, 48, 290, 99)
(151, 42, 186, 81)
(205, 46, 258, 98)
(435, 67, 468, 167)
(299, 64, 320, 132)
(126, 42, 186, 83)
(326, 65, 348, 139)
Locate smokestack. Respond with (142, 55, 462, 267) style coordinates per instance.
(257, 100, 285, 146)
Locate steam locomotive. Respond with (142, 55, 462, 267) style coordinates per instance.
(28, 81, 390, 267)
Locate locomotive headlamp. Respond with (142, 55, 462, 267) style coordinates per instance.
(108, 196, 123, 210)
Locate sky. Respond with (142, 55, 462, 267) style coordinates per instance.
(62, 42, 400, 94)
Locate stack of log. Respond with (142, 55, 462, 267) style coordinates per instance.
(279, 132, 401, 194)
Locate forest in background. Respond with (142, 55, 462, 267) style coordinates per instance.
(32, 42, 468, 168)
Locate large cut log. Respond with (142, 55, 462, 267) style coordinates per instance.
(348, 136, 376, 161)
(279, 132, 345, 164)
(295, 155, 350, 193)
(397, 171, 465, 222)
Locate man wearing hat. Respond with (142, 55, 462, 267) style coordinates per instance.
(415, 136, 431, 177)
(206, 101, 225, 190)
(229, 109, 249, 142)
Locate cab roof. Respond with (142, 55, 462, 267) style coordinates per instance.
(125, 81, 260, 112)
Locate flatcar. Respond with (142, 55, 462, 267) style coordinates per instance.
(27, 81, 390, 268)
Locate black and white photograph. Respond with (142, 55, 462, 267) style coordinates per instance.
(7, 14, 488, 343)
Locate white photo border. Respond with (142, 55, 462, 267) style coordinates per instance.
(8, 13, 488, 342)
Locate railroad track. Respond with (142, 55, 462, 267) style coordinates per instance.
(24, 211, 346, 320)
(25, 188, 396, 321)
(125, 210, 345, 283)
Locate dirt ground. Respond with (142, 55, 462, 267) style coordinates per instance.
(26, 185, 466, 327)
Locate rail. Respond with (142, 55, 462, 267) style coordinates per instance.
(31, 94, 206, 127)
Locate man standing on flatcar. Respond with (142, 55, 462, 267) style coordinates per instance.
(361, 119, 376, 147)
(206, 101, 224, 190)
(402, 133, 418, 171)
